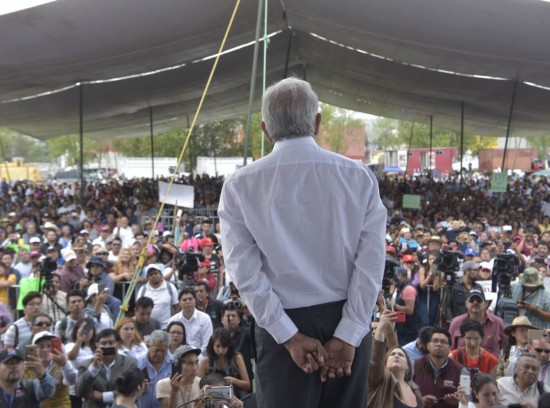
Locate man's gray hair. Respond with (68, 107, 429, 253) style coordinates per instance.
(149, 330, 170, 346)
(261, 77, 319, 142)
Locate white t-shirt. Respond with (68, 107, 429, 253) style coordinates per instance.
(136, 281, 178, 329)
(156, 376, 200, 407)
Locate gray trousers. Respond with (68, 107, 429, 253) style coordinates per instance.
(254, 300, 371, 408)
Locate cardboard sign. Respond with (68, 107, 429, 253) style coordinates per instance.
(491, 173, 508, 193)
(402, 194, 421, 209)
(158, 181, 194, 208)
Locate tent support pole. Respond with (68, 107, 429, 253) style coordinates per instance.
(429, 115, 433, 178)
(283, 32, 293, 79)
(501, 80, 518, 171)
(79, 84, 84, 206)
(405, 122, 414, 175)
(150, 107, 155, 179)
(243, 0, 263, 167)
(460, 102, 464, 190)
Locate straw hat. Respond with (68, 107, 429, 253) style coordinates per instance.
(518, 267, 544, 288)
(504, 316, 538, 336)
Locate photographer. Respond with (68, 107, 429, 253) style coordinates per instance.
(446, 261, 484, 322)
(394, 266, 421, 346)
(511, 267, 550, 329)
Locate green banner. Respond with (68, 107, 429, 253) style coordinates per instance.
(491, 173, 508, 193)
(402, 194, 421, 209)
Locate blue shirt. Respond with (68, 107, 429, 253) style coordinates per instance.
(511, 282, 550, 329)
(137, 354, 173, 408)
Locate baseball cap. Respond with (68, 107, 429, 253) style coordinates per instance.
(386, 246, 397, 255)
(32, 331, 56, 345)
(29, 237, 41, 244)
(200, 259, 211, 268)
(466, 288, 486, 301)
(30, 250, 41, 258)
(162, 231, 174, 237)
(479, 261, 492, 271)
(173, 345, 201, 361)
(402, 254, 415, 263)
(200, 238, 215, 248)
(86, 283, 100, 300)
(95, 246, 108, 255)
(464, 248, 477, 256)
(463, 261, 481, 271)
(62, 249, 77, 262)
(145, 264, 163, 275)
(0, 349, 23, 364)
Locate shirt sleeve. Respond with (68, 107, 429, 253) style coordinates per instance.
(219, 180, 298, 344)
(156, 379, 171, 400)
(32, 373, 56, 401)
(402, 286, 417, 301)
(333, 170, 387, 346)
(3, 324, 15, 347)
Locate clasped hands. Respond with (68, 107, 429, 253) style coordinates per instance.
(283, 332, 355, 382)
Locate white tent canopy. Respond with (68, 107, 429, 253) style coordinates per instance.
(1, 0, 550, 140)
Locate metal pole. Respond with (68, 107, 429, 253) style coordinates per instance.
(429, 115, 433, 178)
(260, 0, 268, 158)
(405, 122, 414, 175)
(79, 84, 84, 205)
(242, 0, 263, 167)
(150, 107, 155, 179)
(502, 80, 518, 171)
(0, 136, 11, 183)
(460, 102, 464, 190)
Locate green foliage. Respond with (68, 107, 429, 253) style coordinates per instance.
(318, 103, 365, 154)
(524, 134, 550, 159)
(370, 118, 498, 154)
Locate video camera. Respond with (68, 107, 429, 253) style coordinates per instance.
(493, 252, 520, 325)
(434, 249, 462, 285)
(40, 256, 58, 289)
(383, 258, 400, 299)
(174, 247, 205, 281)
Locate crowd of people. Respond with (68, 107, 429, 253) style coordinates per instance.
(0, 135, 548, 406)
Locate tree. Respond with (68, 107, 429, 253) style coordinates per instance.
(524, 134, 550, 159)
(317, 104, 365, 155)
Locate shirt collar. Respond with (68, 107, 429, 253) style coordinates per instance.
(272, 136, 317, 152)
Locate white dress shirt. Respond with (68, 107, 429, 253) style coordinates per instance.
(218, 136, 386, 346)
(168, 309, 213, 356)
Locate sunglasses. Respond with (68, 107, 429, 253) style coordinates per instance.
(535, 348, 550, 354)
(33, 322, 51, 327)
(468, 297, 484, 304)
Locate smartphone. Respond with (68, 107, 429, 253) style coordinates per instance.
(142, 367, 149, 381)
(101, 347, 116, 356)
(98, 283, 106, 293)
(395, 311, 406, 323)
(460, 374, 471, 395)
(50, 338, 63, 354)
(25, 345, 38, 359)
(176, 209, 183, 218)
(82, 319, 95, 336)
(204, 386, 233, 400)
(529, 329, 544, 341)
(171, 362, 182, 378)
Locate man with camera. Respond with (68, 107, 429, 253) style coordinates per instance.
(445, 261, 484, 323)
(75, 328, 138, 408)
(136, 264, 179, 329)
(511, 267, 550, 330)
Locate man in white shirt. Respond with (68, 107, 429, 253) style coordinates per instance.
(498, 353, 550, 406)
(218, 77, 386, 407)
(168, 288, 213, 357)
(112, 216, 133, 249)
(136, 264, 179, 329)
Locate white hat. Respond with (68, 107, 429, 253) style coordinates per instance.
(61, 248, 77, 262)
(145, 263, 163, 275)
(29, 237, 41, 244)
(162, 231, 174, 237)
(32, 331, 55, 345)
(86, 283, 99, 300)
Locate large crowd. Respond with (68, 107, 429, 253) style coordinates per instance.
(0, 171, 549, 407)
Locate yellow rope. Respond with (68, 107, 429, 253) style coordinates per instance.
(116, 0, 242, 322)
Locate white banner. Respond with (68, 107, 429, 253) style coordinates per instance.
(158, 181, 194, 208)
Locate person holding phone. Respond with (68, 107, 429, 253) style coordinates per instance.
(456, 374, 500, 408)
(394, 267, 421, 346)
(25, 331, 77, 408)
(75, 329, 138, 408)
(156, 345, 201, 408)
(65, 318, 96, 408)
(368, 309, 423, 408)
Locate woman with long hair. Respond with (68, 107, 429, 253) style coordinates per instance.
(66, 318, 97, 408)
(166, 321, 187, 356)
(115, 317, 148, 360)
(457, 374, 500, 408)
(0, 261, 15, 305)
(368, 309, 423, 408)
(110, 248, 136, 304)
(198, 328, 250, 398)
(417, 251, 442, 327)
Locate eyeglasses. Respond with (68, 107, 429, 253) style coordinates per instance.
(468, 298, 483, 304)
(26, 302, 42, 307)
(430, 339, 449, 345)
(534, 348, 550, 354)
(33, 322, 50, 327)
(169, 331, 184, 336)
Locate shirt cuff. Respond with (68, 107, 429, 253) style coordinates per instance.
(264, 313, 298, 344)
(102, 392, 114, 403)
(88, 364, 100, 377)
(334, 316, 369, 347)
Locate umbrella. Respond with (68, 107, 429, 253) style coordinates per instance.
(383, 166, 404, 174)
